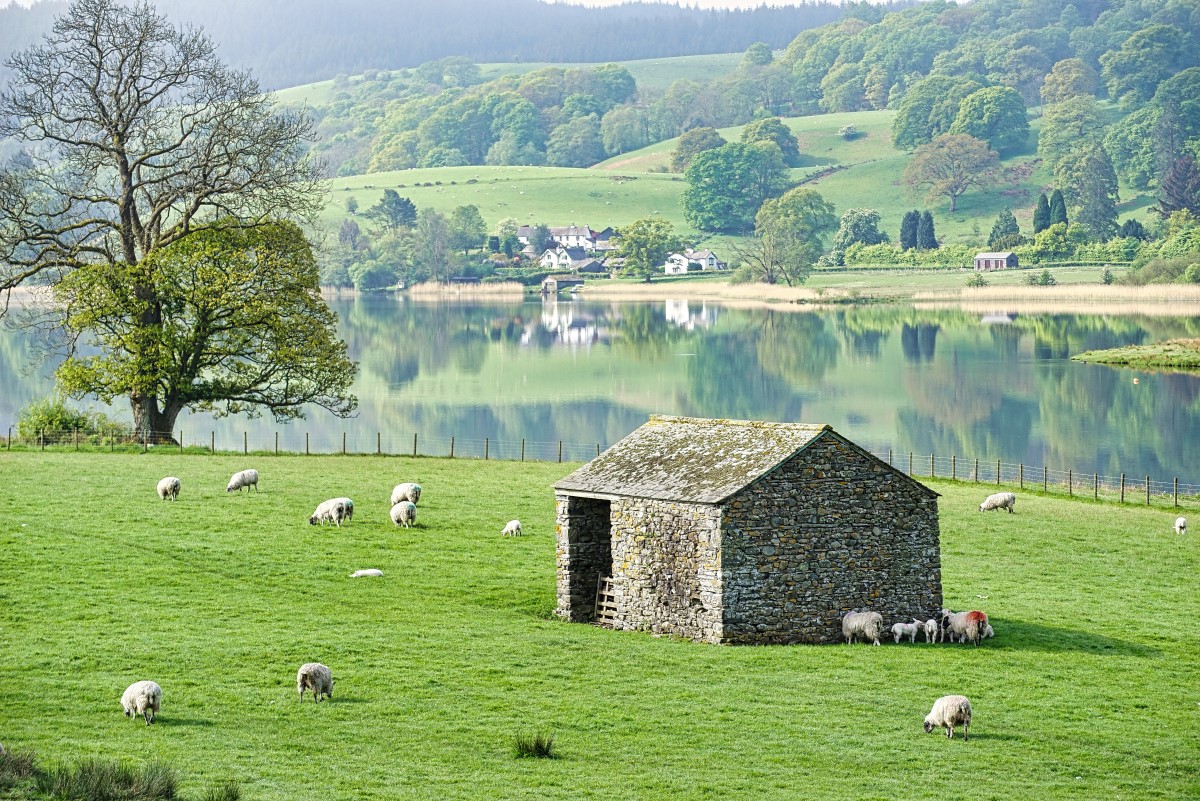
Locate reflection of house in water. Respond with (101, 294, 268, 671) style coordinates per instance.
(664, 299, 718, 331)
(980, 313, 1017, 325)
(528, 299, 611, 347)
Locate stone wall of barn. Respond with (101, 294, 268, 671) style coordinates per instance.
(608, 497, 724, 643)
(720, 433, 942, 644)
(554, 495, 613, 622)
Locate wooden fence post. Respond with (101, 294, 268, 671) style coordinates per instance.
(930, 453, 934, 477)
(1145, 475, 1150, 505)
(275, 431, 279, 456)
(1174, 477, 1179, 508)
(521, 438, 525, 462)
(1019, 463, 1024, 489)
(485, 437, 489, 460)
(951, 455, 956, 480)
(1043, 465, 1047, 493)
(6, 426, 10, 450)
(111, 430, 115, 453)
(974, 458, 978, 482)
(342, 432, 347, 455)
(1120, 473, 1125, 503)
(596, 443, 601, 457)
(558, 440, 563, 463)
(413, 433, 417, 457)
(211, 431, 215, 454)
(74, 427, 78, 451)
(305, 432, 310, 456)
(1068, 469, 1072, 497)
(909, 452, 913, 475)
(179, 432, 183, 454)
(996, 459, 1001, 484)
(243, 431, 247, 455)
(377, 432, 381, 455)
(450, 436, 455, 458)
(1094, 473, 1098, 500)
(40, 428, 44, 451)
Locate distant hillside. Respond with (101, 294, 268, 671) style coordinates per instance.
(0, 0, 870, 90)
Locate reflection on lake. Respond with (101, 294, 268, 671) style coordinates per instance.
(2, 295, 1198, 480)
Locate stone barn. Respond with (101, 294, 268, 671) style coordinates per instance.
(553, 416, 942, 645)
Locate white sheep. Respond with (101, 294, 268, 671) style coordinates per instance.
(842, 611, 884, 646)
(390, 482, 422, 506)
(390, 501, 416, 528)
(501, 519, 523, 537)
(924, 695, 972, 740)
(979, 492, 1016, 513)
(982, 623, 994, 639)
(941, 609, 989, 645)
(1174, 516, 1187, 535)
(923, 618, 940, 643)
(891, 620, 919, 643)
(349, 568, 383, 578)
(296, 662, 333, 702)
(226, 469, 259, 493)
(310, 497, 353, 527)
(156, 476, 180, 501)
(120, 680, 162, 725)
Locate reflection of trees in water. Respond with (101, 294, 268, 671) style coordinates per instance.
(688, 329, 804, 420)
(899, 396, 1037, 467)
(610, 303, 691, 361)
(756, 311, 840, 386)
(901, 323, 940, 363)
(835, 308, 896, 361)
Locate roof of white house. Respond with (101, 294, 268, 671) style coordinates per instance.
(554, 415, 935, 504)
(974, 252, 1016, 259)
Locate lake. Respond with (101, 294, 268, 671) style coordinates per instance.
(2, 294, 1198, 484)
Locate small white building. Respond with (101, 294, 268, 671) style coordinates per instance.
(664, 248, 727, 274)
(519, 225, 600, 250)
(539, 245, 589, 271)
(973, 252, 1018, 270)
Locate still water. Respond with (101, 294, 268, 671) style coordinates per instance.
(1, 294, 1198, 480)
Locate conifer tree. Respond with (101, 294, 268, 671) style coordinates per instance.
(917, 210, 938, 250)
(1076, 147, 1119, 241)
(1157, 154, 1200, 216)
(1033, 193, 1051, 233)
(1049, 189, 1068, 226)
(988, 208, 1021, 248)
(899, 210, 920, 251)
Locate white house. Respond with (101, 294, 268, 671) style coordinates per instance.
(539, 245, 590, 271)
(663, 248, 727, 274)
(519, 225, 600, 250)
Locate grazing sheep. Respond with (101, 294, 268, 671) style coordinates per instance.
(941, 609, 989, 645)
(309, 497, 353, 527)
(120, 680, 162, 725)
(390, 482, 422, 506)
(842, 611, 884, 646)
(923, 618, 941, 643)
(156, 476, 180, 501)
(390, 501, 417, 528)
(501, 519, 523, 537)
(924, 695, 972, 740)
(296, 663, 333, 702)
(964, 610, 989, 646)
(226, 469, 259, 493)
(891, 620, 920, 644)
(349, 568, 383, 578)
(979, 492, 1016, 513)
(1175, 516, 1187, 535)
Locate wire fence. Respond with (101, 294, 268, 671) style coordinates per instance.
(5, 426, 1199, 510)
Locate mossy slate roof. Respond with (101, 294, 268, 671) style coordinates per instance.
(555, 415, 837, 505)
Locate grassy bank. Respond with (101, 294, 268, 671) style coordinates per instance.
(1073, 338, 1200, 370)
(1, 453, 1197, 800)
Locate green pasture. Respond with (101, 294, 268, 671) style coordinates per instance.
(274, 53, 744, 108)
(1, 453, 1197, 800)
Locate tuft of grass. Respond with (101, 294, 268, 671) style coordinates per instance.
(198, 781, 241, 801)
(36, 759, 177, 801)
(513, 733, 558, 759)
(0, 749, 39, 791)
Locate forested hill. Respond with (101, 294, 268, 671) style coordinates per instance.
(0, 0, 894, 90)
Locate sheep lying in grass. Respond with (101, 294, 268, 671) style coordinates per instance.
(156, 476, 180, 501)
(349, 569, 383, 578)
(121, 680, 162, 725)
(390, 501, 416, 528)
(891, 620, 920, 643)
(501, 519, 523, 537)
(979, 492, 1016, 513)
(297, 663, 333, 702)
(923, 618, 941, 643)
(1175, 516, 1187, 535)
(924, 695, 972, 740)
(310, 497, 353, 527)
(842, 611, 884, 646)
(390, 482, 422, 506)
(226, 469, 259, 493)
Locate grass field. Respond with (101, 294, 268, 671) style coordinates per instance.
(1, 453, 1197, 800)
(274, 53, 744, 108)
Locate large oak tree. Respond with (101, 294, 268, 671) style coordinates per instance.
(0, 0, 350, 438)
(902, 134, 999, 213)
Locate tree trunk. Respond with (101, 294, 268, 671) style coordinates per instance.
(948, 193, 959, 212)
(130, 394, 182, 444)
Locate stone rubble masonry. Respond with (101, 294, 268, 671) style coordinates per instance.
(555, 429, 942, 644)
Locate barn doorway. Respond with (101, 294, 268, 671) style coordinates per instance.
(561, 495, 612, 622)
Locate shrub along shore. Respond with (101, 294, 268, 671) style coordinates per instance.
(1, 452, 1197, 801)
(1073, 338, 1200, 370)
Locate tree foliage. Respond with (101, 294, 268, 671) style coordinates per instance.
(899, 210, 920, 251)
(1033, 193, 1051, 234)
(1050, 189, 1069, 226)
(740, 117, 801, 166)
(1040, 57, 1099, 106)
(890, 75, 983, 151)
(988, 208, 1022, 249)
(616, 217, 682, 282)
(917, 210, 938, 250)
(1158, 154, 1200, 217)
(52, 222, 357, 436)
(365, 190, 418, 234)
(831, 208, 888, 261)
(902, 134, 1000, 212)
(731, 187, 836, 286)
(949, 86, 1029, 156)
(448, 205, 488, 254)
(670, 127, 727, 173)
(681, 142, 790, 233)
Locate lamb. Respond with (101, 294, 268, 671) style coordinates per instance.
(120, 680, 162, 725)
(924, 695, 972, 740)
(226, 469, 259, 493)
(982, 623, 994, 640)
(155, 476, 180, 501)
(923, 618, 941, 643)
(1175, 516, 1187, 535)
(390, 482, 422, 506)
(501, 519, 523, 537)
(390, 501, 417, 528)
(979, 492, 1016, 513)
(296, 662, 333, 702)
(349, 568, 383, 578)
(310, 497, 353, 527)
(891, 620, 920, 644)
(842, 611, 884, 646)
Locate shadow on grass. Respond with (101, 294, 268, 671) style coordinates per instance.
(158, 717, 214, 727)
(989, 620, 1158, 657)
